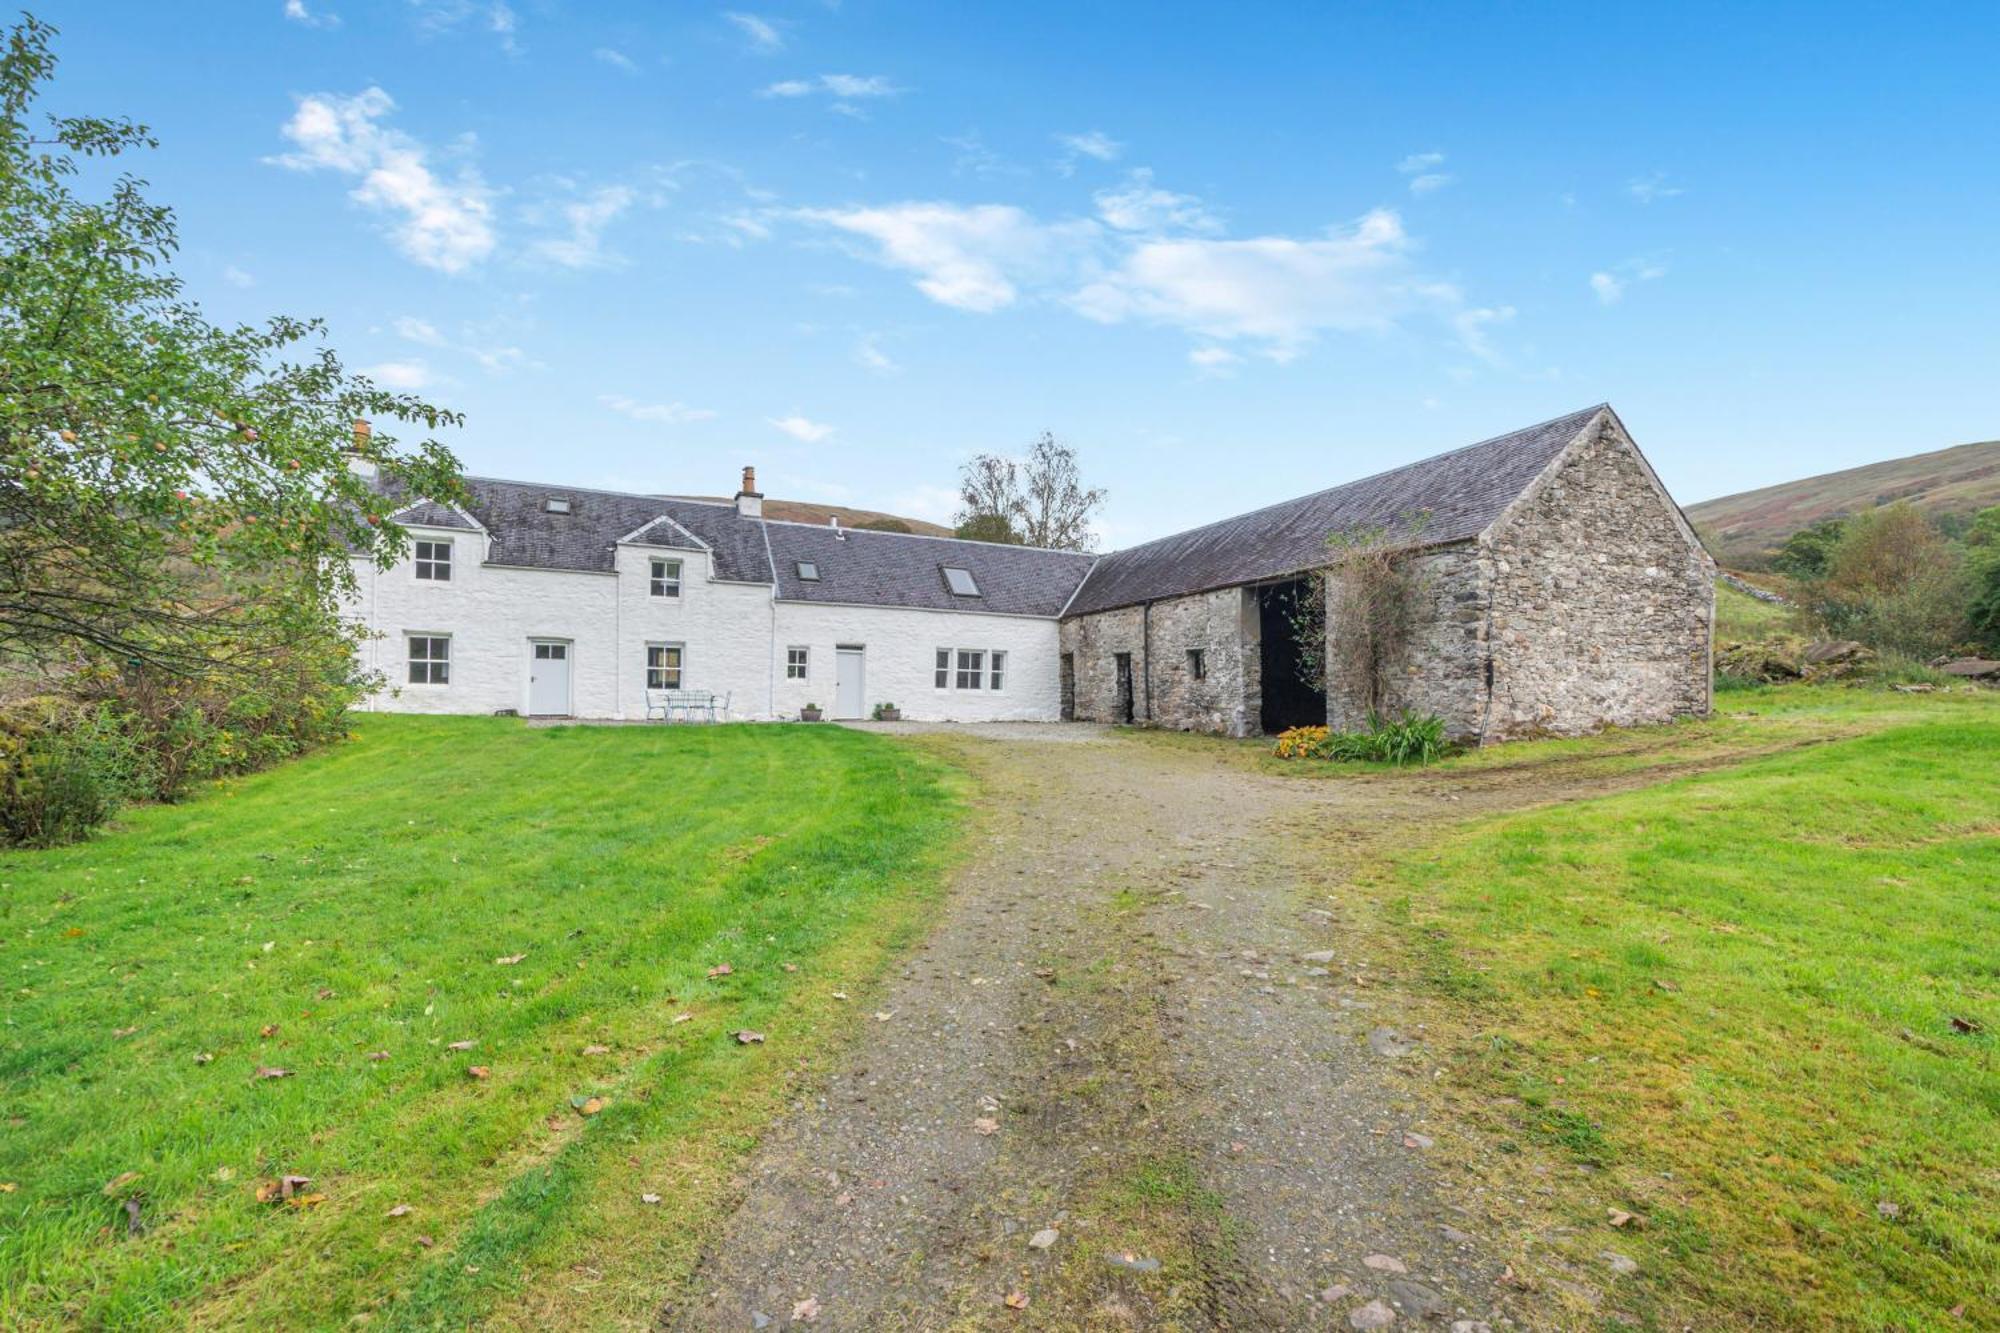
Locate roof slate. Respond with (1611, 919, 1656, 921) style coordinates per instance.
(765, 522, 1096, 617)
(1061, 405, 1607, 617)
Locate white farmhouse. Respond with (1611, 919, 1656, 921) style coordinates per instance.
(345, 405, 1714, 738)
(345, 464, 1093, 722)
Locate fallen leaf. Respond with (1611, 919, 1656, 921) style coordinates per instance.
(252, 1066, 291, 1080)
(415, 1234, 434, 1248)
(447, 1040, 476, 1051)
(1877, 1200, 1901, 1219)
(579, 1097, 604, 1115)
(1653, 978, 1679, 993)
(1033, 967, 1055, 980)
(734, 1030, 765, 1045)
(494, 953, 527, 966)
(112, 1026, 138, 1038)
(830, 991, 849, 1001)
(671, 1013, 692, 1025)
(193, 1051, 214, 1065)
(315, 987, 335, 1000)
(386, 1204, 412, 1218)
(259, 1024, 279, 1038)
(706, 962, 733, 978)
(467, 1065, 490, 1080)
(973, 1117, 999, 1136)
(1004, 1291, 1029, 1310)
(286, 1192, 326, 1208)
(0, 1183, 13, 1193)
(1499, 1264, 1536, 1290)
(792, 1296, 820, 1322)
(1949, 1015, 1984, 1034)
(582, 1044, 610, 1055)
(1608, 1208, 1640, 1228)
(1362, 1253, 1408, 1273)
(62, 926, 84, 938)
(641, 1192, 661, 1204)
(873, 1010, 894, 1022)
(781, 962, 799, 973)
(366, 1051, 390, 1061)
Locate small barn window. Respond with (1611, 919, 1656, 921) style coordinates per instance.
(407, 635, 450, 685)
(787, 646, 809, 680)
(646, 643, 684, 689)
(941, 566, 980, 597)
(1186, 648, 1206, 680)
(797, 561, 819, 581)
(650, 558, 682, 598)
(414, 539, 452, 581)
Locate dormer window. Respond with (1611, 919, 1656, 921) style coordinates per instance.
(650, 558, 682, 598)
(414, 539, 452, 581)
(797, 561, 820, 581)
(544, 496, 572, 514)
(941, 566, 980, 597)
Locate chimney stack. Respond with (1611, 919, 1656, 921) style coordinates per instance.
(830, 514, 845, 539)
(345, 418, 377, 479)
(734, 464, 763, 518)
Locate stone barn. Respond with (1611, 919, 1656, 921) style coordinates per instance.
(1057, 404, 1714, 743)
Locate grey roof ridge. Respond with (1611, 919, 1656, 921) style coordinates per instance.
(1055, 556, 1102, 618)
(757, 514, 1096, 557)
(1089, 402, 1611, 564)
(757, 512, 779, 594)
(460, 472, 735, 506)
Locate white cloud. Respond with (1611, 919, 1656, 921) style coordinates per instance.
(1396, 151, 1452, 195)
(270, 87, 496, 273)
(593, 47, 638, 73)
(759, 73, 899, 105)
(853, 334, 900, 374)
(794, 202, 1091, 312)
(222, 264, 255, 288)
(363, 359, 432, 390)
(393, 315, 446, 345)
(411, 1, 519, 53)
(1054, 130, 1122, 174)
(284, 0, 339, 28)
(724, 11, 784, 51)
(768, 414, 835, 443)
(1627, 171, 1683, 203)
(529, 185, 636, 268)
(1590, 258, 1666, 304)
(1452, 304, 1515, 363)
(1188, 345, 1241, 375)
(600, 393, 719, 425)
(1072, 209, 1428, 354)
(888, 483, 959, 524)
(1093, 169, 1218, 234)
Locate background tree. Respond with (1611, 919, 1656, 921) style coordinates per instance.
(1804, 503, 1969, 658)
(1769, 516, 1848, 580)
(0, 14, 461, 679)
(951, 432, 1103, 551)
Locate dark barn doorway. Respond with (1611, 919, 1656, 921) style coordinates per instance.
(1258, 579, 1326, 734)
(1059, 652, 1076, 721)
(1113, 652, 1136, 723)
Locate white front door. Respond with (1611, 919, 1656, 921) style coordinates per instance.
(529, 640, 571, 716)
(834, 646, 865, 720)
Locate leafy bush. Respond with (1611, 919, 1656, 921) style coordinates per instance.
(1273, 712, 1451, 765)
(0, 701, 153, 847)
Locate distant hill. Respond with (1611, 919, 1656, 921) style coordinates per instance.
(1687, 438, 2000, 563)
(666, 496, 952, 537)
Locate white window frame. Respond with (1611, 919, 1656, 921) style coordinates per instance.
(942, 565, 980, 597)
(934, 648, 951, 690)
(413, 538, 452, 582)
(989, 649, 1007, 692)
(786, 646, 810, 680)
(650, 558, 683, 598)
(646, 642, 684, 690)
(954, 648, 986, 691)
(407, 633, 450, 685)
(936, 646, 1009, 691)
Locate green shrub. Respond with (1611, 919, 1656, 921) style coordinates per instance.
(1274, 711, 1452, 765)
(0, 701, 153, 847)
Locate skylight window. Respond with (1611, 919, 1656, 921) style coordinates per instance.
(797, 560, 820, 581)
(942, 566, 980, 597)
(544, 496, 572, 514)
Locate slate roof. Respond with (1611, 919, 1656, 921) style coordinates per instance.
(1062, 405, 1607, 617)
(765, 521, 1096, 617)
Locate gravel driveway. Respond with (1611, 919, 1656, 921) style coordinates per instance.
(665, 725, 1648, 1331)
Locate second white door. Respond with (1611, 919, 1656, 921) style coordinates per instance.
(833, 646, 865, 719)
(529, 640, 571, 716)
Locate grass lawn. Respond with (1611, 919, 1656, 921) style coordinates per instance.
(1356, 687, 2000, 1329)
(0, 716, 964, 1329)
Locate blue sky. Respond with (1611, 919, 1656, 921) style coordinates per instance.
(42, 1, 2000, 544)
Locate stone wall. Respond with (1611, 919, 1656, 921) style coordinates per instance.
(1059, 586, 1260, 735)
(1321, 545, 1487, 738)
(1480, 417, 1713, 740)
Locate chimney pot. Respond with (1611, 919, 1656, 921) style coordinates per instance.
(352, 418, 372, 445)
(734, 464, 763, 518)
(741, 465, 757, 494)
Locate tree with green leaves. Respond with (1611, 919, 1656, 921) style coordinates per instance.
(0, 14, 461, 680)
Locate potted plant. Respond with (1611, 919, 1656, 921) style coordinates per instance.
(799, 702, 823, 722)
(872, 701, 902, 722)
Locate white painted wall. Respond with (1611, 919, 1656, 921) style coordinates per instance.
(346, 529, 1064, 722)
(769, 602, 1062, 722)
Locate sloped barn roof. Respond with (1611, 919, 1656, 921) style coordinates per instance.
(1061, 405, 1608, 617)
